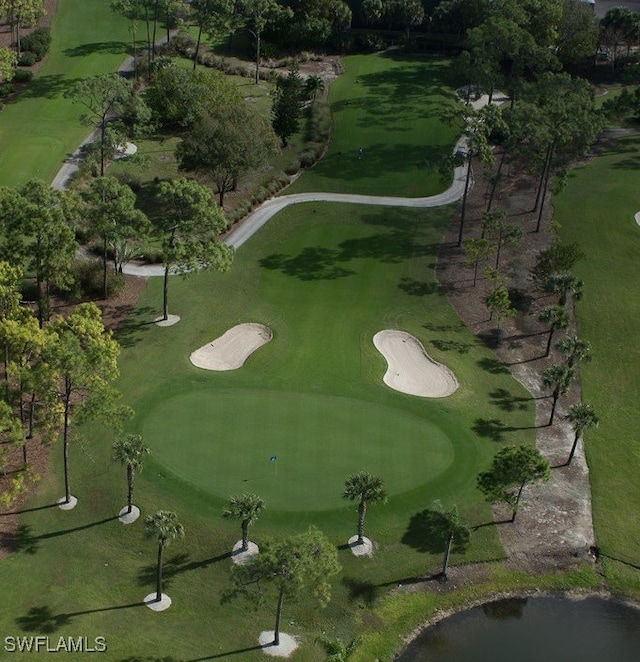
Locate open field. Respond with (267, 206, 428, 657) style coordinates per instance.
(554, 132, 640, 589)
(287, 53, 460, 197)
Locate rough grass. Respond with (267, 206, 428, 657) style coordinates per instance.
(0, 0, 131, 186)
(554, 132, 640, 578)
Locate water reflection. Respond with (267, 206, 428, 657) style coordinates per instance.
(398, 596, 640, 662)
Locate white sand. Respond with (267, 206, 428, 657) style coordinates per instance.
(155, 314, 180, 327)
(144, 593, 172, 611)
(258, 632, 298, 657)
(373, 330, 458, 398)
(118, 505, 140, 524)
(58, 495, 78, 510)
(348, 535, 373, 557)
(190, 323, 273, 370)
(635, 211, 640, 226)
(231, 540, 259, 564)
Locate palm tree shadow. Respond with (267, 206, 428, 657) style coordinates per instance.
(137, 552, 190, 588)
(36, 516, 120, 541)
(0, 523, 39, 554)
(113, 646, 266, 661)
(490, 388, 532, 412)
(16, 601, 142, 633)
(472, 417, 507, 442)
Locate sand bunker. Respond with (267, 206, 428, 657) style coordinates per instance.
(373, 330, 458, 398)
(635, 211, 640, 227)
(190, 323, 272, 370)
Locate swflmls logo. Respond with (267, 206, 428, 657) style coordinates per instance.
(4, 636, 107, 653)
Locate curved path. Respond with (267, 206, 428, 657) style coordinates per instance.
(122, 133, 471, 276)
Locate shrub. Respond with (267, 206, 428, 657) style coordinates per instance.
(21, 28, 51, 60)
(306, 99, 331, 143)
(0, 82, 14, 96)
(74, 260, 126, 298)
(18, 52, 37, 67)
(284, 158, 300, 175)
(12, 69, 33, 83)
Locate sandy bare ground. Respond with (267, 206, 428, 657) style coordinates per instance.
(190, 323, 272, 370)
(373, 330, 459, 398)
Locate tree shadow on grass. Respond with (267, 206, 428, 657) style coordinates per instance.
(477, 357, 510, 375)
(63, 41, 130, 58)
(17, 74, 82, 100)
(114, 306, 159, 348)
(0, 524, 39, 554)
(341, 577, 378, 607)
(398, 277, 442, 297)
(431, 338, 472, 354)
(36, 515, 120, 541)
(472, 417, 507, 442)
(490, 388, 532, 412)
(137, 552, 190, 589)
(113, 648, 266, 661)
(16, 601, 143, 633)
(259, 248, 354, 281)
(401, 509, 470, 555)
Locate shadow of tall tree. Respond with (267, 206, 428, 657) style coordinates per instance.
(402, 508, 471, 555)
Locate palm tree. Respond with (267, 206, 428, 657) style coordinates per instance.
(565, 402, 599, 466)
(144, 511, 184, 603)
(304, 74, 325, 101)
(546, 271, 584, 306)
(439, 505, 470, 581)
(538, 305, 569, 357)
(342, 472, 387, 545)
(222, 493, 265, 551)
(113, 433, 150, 516)
(542, 363, 575, 426)
(555, 335, 592, 369)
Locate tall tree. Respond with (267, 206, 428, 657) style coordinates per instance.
(190, 0, 233, 70)
(5, 0, 45, 56)
(239, 0, 287, 84)
(542, 362, 574, 426)
(154, 178, 234, 321)
(477, 444, 550, 522)
(44, 303, 131, 505)
(271, 66, 303, 148)
(231, 526, 340, 646)
(111, 0, 143, 80)
(484, 285, 516, 342)
(19, 181, 80, 326)
(384, 0, 424, 39)
(342, 471, 387, 545)
(434, 503, 470, 581)
(0, 47, 17, 84)
(145, 510, 184, 602)
(113, 433, 151, 516)
(86, 176, 150, 297)
(464, 238, 492, 287)
(222, 493, 265, 551)
(64, 74, 134, 176)
(565, 402, 599, 466)
(176, 102, 278, 206)
(482, 209, 523, 270)
(538, 305, 569, 357)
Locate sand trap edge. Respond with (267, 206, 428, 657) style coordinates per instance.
(190, 323, 273, 371)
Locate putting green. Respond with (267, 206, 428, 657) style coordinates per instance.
(143, 388, 455, 511)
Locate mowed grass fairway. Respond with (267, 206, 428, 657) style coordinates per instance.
(0, 0, 129, 186)
(288, 53, 460, 197)
(554, 132, 640, 590)
(123, 201, 536, 545)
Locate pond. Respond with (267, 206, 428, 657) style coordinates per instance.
(397, 596, 640, 662)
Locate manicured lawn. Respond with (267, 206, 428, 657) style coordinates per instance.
(0, 0, 130, 186)
(554, 132, 640, 578)
(287, 52, 460, 197)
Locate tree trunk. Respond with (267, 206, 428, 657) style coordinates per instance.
(487, 149, 506, 212)
(511, 480, 526, 522)
(255, 30, 261, 85)
(127, 465, 134, 514)
(472, 260, 479, 287)
(441, 531, 453, 580)
(62, 392, 71, 504)
(155, 543, 164, 601)
(273, 589, 284, 646)
(241, 520, 249, 551)
(102, 234, 109, 299)
(567, 432, 580, 465)
(549, 392, 559, 426)
(193, 26, 203, 71)
(535, 141, 555, 232)
(163, 265, 170, 321)
(546, 328, 554, 357)
(152, 0, 160, 62)
(458, 157, 472, 247)
(357, 500, 366, 544)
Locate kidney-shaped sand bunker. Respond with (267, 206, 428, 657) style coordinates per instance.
(373, 329, 458, 398)
(190, 323, 273, 371)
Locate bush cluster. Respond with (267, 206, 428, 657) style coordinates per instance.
(73, 260, 126, 298)
(19, 28, 51, 64)
(226, 172, 290, 226)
